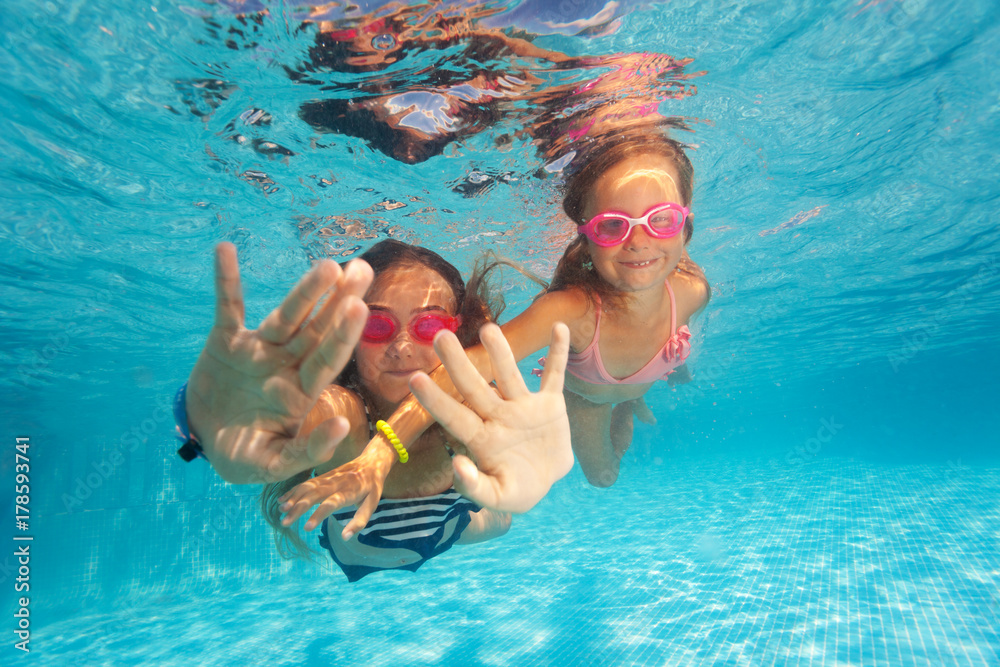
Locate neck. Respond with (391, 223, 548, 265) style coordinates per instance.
(373, 396, 402, 420)
(611, 278, 669, 324)
(352, 383, 400, 422)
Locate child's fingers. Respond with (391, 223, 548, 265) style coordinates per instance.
(302, 497, 345, 532)
(539, 323, 570, 395)
(432, 330, 502, 414)
(213, 243, 245, 332)
(279, 492, 315, 526)
(282, 485, 347, 529)
(299, 295, 369, 399)
(340, 492, 380, 541)
(277, 472, 327, 523)
(480, 323, 528, 400)
(286, 259, 373, 358)
(409, 372, 486, 450)
(258, 260, 341, 345)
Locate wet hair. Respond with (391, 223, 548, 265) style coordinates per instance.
(260, 239, 498, 561)
(548, 132, 709, 310)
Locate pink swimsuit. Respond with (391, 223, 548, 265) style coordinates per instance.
(538, 280, 691, 385)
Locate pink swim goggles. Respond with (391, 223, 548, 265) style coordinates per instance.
(361, 312, 461, 344)
(577, 202, 689, 247)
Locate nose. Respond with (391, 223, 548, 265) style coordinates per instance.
(385, 331, 415, 359)
(623, 223, 651, 249)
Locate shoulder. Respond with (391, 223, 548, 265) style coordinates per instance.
(504, 287, 594, 330)
(499, 287, 595, 358)
(535, 287, 593, 318)
(319, 385, 366, 415)
(534, 288, 597, 351)
(670, 271, 710, 325)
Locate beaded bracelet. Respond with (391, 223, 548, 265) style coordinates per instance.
(375, 420, 409, 463)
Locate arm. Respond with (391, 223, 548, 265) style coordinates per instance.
(184, 243, 373, 484)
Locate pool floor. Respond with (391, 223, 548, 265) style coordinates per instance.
(32, 457, 1000, 666)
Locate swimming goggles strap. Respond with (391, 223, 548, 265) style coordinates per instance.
(174, 382, 206, 462)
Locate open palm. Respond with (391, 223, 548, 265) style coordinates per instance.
(409, 323, 574, 513)
(184, 243, 372, 484)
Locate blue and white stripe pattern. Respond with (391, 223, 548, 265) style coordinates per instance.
(319, 489, 479, 582)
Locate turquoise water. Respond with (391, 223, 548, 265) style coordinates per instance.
(3, 0, 999, 664)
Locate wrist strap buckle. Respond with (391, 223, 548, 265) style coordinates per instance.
(174, 383, 206, 462)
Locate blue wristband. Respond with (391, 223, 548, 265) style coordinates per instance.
(174, 382, 206, 462)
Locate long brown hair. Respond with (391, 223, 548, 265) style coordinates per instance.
(260, 239, 499, 560)
(549, 132, 709, 310)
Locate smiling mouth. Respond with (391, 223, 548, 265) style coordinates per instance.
(620, 258, 658, 268)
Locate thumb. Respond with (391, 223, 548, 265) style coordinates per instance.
(305, 416, 350, 466)
(453, 454, 500, 510)
(260, 418, 350, 483)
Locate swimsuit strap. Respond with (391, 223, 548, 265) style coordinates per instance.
(362, 399, 375, 440)
(665, 279, 677, 336)
(573, 294, 603, 357)
(592, 294, 603, 340)
(344, 382, 376, 440)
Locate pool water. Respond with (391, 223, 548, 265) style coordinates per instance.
(2, 0, 999, 665)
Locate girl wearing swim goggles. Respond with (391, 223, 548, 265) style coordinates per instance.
(576, 202, 689, 247)
(361, 133, 710, 493)
(361, 311, 462, 344)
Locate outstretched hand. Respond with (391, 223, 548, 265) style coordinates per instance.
(185, 243, 373, 484)
(276, 435, 396, 538)
(409, 323, 574, 513)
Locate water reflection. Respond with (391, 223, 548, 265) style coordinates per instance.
(177, 0, 701, 173)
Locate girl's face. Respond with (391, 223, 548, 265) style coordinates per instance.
(355, 265, 457, 406)
(582, 154, 687, 294)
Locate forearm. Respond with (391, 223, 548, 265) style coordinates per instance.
(382, 345, 494, 452)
